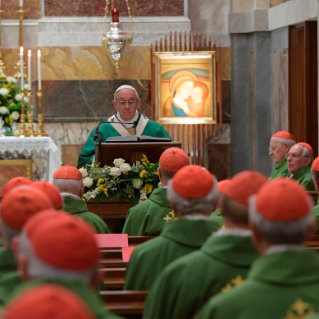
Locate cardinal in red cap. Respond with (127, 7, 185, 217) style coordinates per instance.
(125, 165, 220, 291)
(3, 213, 120, 319)
(196, 178, 319, 319)
(286, 142, 315, 191)
(52, 165, 110, 234)
(269, 131, 295, 180)
(143, 171, 267, 319)
(311, 157, 319, 233)
(123, 147, 190, 236)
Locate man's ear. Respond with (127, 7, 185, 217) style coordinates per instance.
(158, 167, 163, 182)
(11, 236, 20, 260)
(283, 143, 290, 152)
(80, 184, 85, 198)
(18, 254, 29, 282)
(249, 221, 261, 246)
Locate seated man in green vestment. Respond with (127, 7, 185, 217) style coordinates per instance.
(53, 165, 111, 234)
(143, 171, 265, 319)
(310, 157, 319, 233)
(198, 178, 319, 319)
(287, 142, 315, 191)
(1, 210, 122, 319)
(2, 284, 98, 319)
(124, 165, 220, 291)
(268, 130, 295, 180)
(77, 85, 171, 168)
(0, 186, 52, 282)
(122, 147, 189, 236)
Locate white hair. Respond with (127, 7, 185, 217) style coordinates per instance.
(274, 137, 296, 147)
(52, 178, 83, 196)
(0, 216, 20, 248)
(18, 233, 96, 284)
(303, 148, 314, 162)
(249, 195, 314, 244)
(167, 175, 218, 216)
(113, 85, 140, 100)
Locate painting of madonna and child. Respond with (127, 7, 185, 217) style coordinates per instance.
(155, 52, 216, 125)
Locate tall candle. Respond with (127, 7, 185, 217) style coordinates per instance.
(20, 47, 24, 89)
(28, 50, 31, 89)
(37, 50, 41, 90)
(112, 8, 119, 23)
(19, 0, 23, 7)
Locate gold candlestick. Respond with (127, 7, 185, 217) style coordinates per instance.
(17, 90, 27, 137)
(36, 90, 47, 137)
(0, 7, 6, 79)
(26, 90, 35, 137)
(13, 6, 27, 79)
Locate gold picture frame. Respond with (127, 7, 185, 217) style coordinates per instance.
(154, 51, 216, 125)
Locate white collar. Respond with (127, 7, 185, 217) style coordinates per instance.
(61, 193, 81, 200)
(181, 214, 210, 221)
(213, 228, 252, 237)
(116, 111, 139, 127)
(265, 244, 304, 255)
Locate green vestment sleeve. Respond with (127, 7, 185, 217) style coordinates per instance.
(124, 218, 219, 291)
(122, 188, 172, 236)
(143, 235, 257, 319)
(268, 158, 289, 180)
(63, 195, 111, 234)
(197, 249, 319, 319)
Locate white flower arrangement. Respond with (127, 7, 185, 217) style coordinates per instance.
(81, 155, 160, 205)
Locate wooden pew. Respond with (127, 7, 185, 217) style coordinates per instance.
(100, 290, 149, 319)
(100, 268, 126, 290)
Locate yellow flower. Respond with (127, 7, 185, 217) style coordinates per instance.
(97, 178, 104, 185)
(8, 115, 12, 123)
(140, 170, 148, 179)
(98, 184, 105, 192)
(103, 188, 108, 197)
(143, 183, 153, 194)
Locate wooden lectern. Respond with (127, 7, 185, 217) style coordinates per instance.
(95, 141, 182, 167)
(89, 139, 182, 233)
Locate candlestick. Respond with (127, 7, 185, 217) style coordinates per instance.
(20, 46, 24, 88)
(0, 5, 6, 79)
(28, 49, 31, 89)
(25, 90, 35, 137)
(112, 8, 119, 23)
(17, 90, 27, 137)
(13, 5, 27, 79)
(37, 50, 41, 90)
(36, 90, 47, 137)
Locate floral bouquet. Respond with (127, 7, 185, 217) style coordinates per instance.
(0, 77, 29, 137)
(80, 155, 161, 206)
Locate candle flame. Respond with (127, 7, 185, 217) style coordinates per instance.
(37, 50, 41, 56)
(20, 47, 23, 54)
(28, 49, 31, 56)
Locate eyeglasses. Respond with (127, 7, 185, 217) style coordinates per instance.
(269, 142, 284, 152)
(286, 153, 308, 159)
(116, 100, 137, 107)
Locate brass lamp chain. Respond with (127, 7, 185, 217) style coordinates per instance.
(102, 0, 110, 40)
(125, 0, 135, 41)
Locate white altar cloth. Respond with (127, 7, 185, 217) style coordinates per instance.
(0, 137, 62, 182)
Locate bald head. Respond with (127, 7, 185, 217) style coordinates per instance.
(52, 178, 83, 197)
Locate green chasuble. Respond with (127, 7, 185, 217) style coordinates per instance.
(269, 157, 289, 180)
(122, 187, 172, 236)
(197, 249, 319, 319)
(62, 194, 111, 234)
(5, 279, 122, 319)
(312, 198, 319, 234)
(0, 248, 17, 279)
(124, 218, 219, 291)
(291, 164, 315, 191)
(78, 116, 172, 168)
(143, 233, 257, 319)
(209, 208, 224, 229)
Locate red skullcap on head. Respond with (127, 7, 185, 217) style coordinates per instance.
(31, 217, 99, 271)
(24, 210, 71, 240)
(217, 179, 232, 193)
(3, 284, 96, 319)
(312, 157, 319, 171)
(272, 131, 294, 140)
(31, 182, 63, 210)
(297, 142, 314, 157)
(53, 165, 82, 180)
(172, 165, 214, 198)
(1, 187, 52, 231)
(1, 177, 32, 198)
(225, 171, 267, 205)
(255, 178, 311, 222)
(159, 147, 189, 173)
